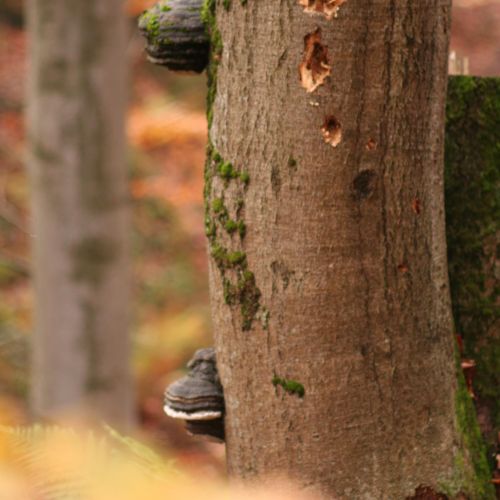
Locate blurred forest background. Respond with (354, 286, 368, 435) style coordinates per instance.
(0, 0, 499, 481)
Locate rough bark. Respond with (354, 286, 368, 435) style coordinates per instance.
(27, 0, 134, 428)
(205, 1, 493, 498)
(445, 76, 500, 449)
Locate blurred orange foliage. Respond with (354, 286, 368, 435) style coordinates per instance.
(126, 0, 157, 16)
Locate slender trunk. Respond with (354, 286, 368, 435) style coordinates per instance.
(27, 0, 134, 428)
(205, 1, 492, 498)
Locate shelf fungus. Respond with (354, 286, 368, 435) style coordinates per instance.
(164, 347, 225, 442)
(138, 0, 209, 73)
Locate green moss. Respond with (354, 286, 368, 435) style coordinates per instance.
(210, 243, 227, 267)
(212, 198, 229, 225)
(143, 12, 160, 37)
(210, 156, 247, 187)
(240, 171, 250, 186)
(160, 1, 172, 12)
(237, 221, 246, 239)
(200, 6, 263, 331)
(204, 216, 216, 239)
(241, 270, 254, 282)
(201, 0, 221, 130)
(272, 375, 305, 398)
(205, 151, 261, 329)
(445, 76, 500, 440)
(224, 219, 238, 234)
(439, 352, 495, 499)
(237, 271, 260, 331)
(210, 243, 246, 270)
(203, 144, 215, 242)
(227, 251, 246, 266)
(138, 5, 178, 46)
(216, 264, 262, 330)
(222, 0, 231, 10)
(223, 277, 237, 305)
(139, 10, 151, 24)
(212, 198, 224, 213)
(218, 161, 238, 181)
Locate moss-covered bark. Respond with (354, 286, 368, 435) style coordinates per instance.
(445, 76, 500, 454)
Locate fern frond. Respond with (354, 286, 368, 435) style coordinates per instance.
(0, 424, 176, 500)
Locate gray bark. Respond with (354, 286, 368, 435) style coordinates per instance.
(27, 0, 134, 428)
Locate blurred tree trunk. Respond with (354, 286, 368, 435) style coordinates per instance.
(205, 1, 493, 498)
(26, 0, 134, 428)
(0, 1, 23, 27)
(445, 76, 500, 450)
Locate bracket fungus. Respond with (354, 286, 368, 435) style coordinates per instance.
(138, 0, 209, 73)
(164, 347, 225, 442)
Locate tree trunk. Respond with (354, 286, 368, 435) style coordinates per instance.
(27, 0, 134, 428)
(445, 76, 500, 450)
(205, 1, 493, 498)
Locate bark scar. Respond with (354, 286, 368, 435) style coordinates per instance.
(321, 115, 342, 148)
(299, 28, 331, 93)
(352, 170, 377, 199)
(298, 0, 347, 20)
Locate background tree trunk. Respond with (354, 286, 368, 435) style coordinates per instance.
(205, 1, 493, 498)
(27, 0, 134, 428)
(445, 76, 500, 451)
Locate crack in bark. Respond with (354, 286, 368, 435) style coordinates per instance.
(298, 0, 347, 20)
(321, 115, 342, 147)
(378, 0, 398, 427)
